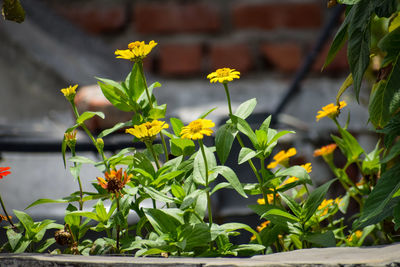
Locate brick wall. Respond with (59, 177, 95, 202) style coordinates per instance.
(41, 0, 348, 78)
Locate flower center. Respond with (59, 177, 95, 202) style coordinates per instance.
(216, 68, 230, 78)
(128, 41, 142, 50)
(190, 121, 203, 132)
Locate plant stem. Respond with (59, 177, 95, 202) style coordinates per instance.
(0, 195, 14, 227)
(199, 139, 213, 227)
(70, 102, 109, 171)
(116, 196, 120, 253)
(71, 149, 84, 212)
(138, 61, 153, 108)
(146, 142, 161, 170)
(159, 131, 169, 162)
(223, 83, 233, 115)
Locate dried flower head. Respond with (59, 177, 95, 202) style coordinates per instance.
(316, 101, 347, 121)
(207, 68, 240, 83)
(115, 40, 157, 61)
(180, 119, 215, 140)
(54, 229, 72, 246)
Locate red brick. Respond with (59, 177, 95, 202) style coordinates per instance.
(209, 43, 252, 73)
(54, 5, 126, 34)
(134, 3, 220, 34)
(159, 44, 203, 76)
(261, 43, 302, 72)
(233, 2, 322, 30)
(313, 43, 349, 73)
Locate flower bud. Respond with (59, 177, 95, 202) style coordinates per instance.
(96, 138, 104, 150)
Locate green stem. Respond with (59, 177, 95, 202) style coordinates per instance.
(116, 196, 120, 253)
(259, 157, 269, 205)
(223, 83, 233, 115)
(0, 195, 14, 227)
(138, 61, 153, 107)
(199, 139, 213, 227)
(71, 148, 84, 212)
(146, 142, 161, 170)
(70, 102, 109, 172)
(159, 131, 169, 162)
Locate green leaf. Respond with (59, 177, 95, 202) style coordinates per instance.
(76, 111, 105, 125)
(149, 104, 167, 120)
(95, 200, 108, 222)
(170, 117, 184, 137)
(261, 208, 300, 226)
(171, 184, 186, 200)
(355, 164, 400, 228)
(69, 156, 96, 165)
(275, 166, 311, 183)
(68, 211, 100, 222)
(97, 79, 135, 112)
(151, 170, 184, 187)
(2, 0, 25, 23)
(337, 0, 362, 4)
(216, 123, 238, 165)
(219, 222, 262, 244)
(211, 166, 247, 198)
(69, 164, 82, 182)
(143, 187, 175, 203)
(230, 115, 257, 147)
(199, 107, 217, 119)
(25, 196, 80, 210)
(193, 146, 217, 186)
(323, 18, 348, 70)
(347, 0, 373, 100)
(374, 0, 397, 18)
(332, 127, 364, 162)
(278, 193, 301, 218)
(267, 130, 295, 146)
(98, 121, 132, 138)
(36, 238, 57, 253)
(126, 63, 145, 101)
(234, 98, 257, 119)
(376, 115, 400, 147)
(13, 210, 34, 235)
(336, 74, 353, 104)
(301, 179, 337, 222)
(170, 138, 195, 157)
(394, 201, 400, 230)
(304, 231, 336, 247)
(382, 140, 400, 163)
(7, 229, 23, 250)
(179, 223, 211, 250)
(144, 208, 183, 235)
(238, 147, 261, 165)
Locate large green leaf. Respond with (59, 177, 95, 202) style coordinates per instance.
(193, 146, 217, 186)
(347, 0, 373, 100)
(261, 208, 300, 226)
(234, 98, 257, 119)
(354, 164, 400, 228)
(238, 147, 261, 165)
(97, 80, 135, 112)
(304, 231, 336, 247)
(323, 14, 349, 70)
(143, 208, 183, 236)
(275, 166, 311, 183)
(301, 179, 337, 222)
(369, 55, 400, 129)
(230, 115, 257, 147)
(98, 121, 132, 138)
(211, 165, 247, 198)
(170, 138, 195, 157)
(178, 223, 211, 250)
(215, 123, 238, 165)
(126, 63, 145, 101)
(374, 0, 397, 18)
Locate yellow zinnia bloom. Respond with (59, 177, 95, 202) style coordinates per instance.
(318, 199, 333, 216)
(347, 230, 362, 242)
(115, 40, 157, 61)
(126, 120, 169, 142)
(316, 101, 347, 121)
(267, 148, 297, 169)
(207, 68, 240, 83)
(61, 84, 78, 100)
(180, 119, 215, 140)
(313, 144, 337, 157)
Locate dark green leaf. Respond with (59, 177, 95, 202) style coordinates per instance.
(304, 231, 336, 247)
(2, 0, 25, 23)
(301, 179, 337, 222)
(323, 18, 348, 70)
(216, 123, 238, 164)
(278, 193, 301, 218)
(211, 165, 247, 198)
(144, 208, 183, 235)
(179, 223, 211, 250)
(374, 0, 397, 18)
(230, 115, 257, 147)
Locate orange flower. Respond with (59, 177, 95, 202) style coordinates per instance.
(256, 220, 271, 232)
(97, 168, 132, 197)
(0, 167, 11, 179)
(313, 144, 337, 157)
(267, 148, 296, 169)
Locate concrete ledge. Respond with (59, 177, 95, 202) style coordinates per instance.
(0, 243, 399, 267)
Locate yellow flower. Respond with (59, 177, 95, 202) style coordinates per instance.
(318, 199, 333, 216)
(256, 220, 270, 232)
(61, 84, 78, 100)
(126, 120, 169, 142)
(115, 40, 157, 61)
(267, 148, 297, 169)
(313, 144, 337, 157)
(180, 119, 215, 140)
(250, 234, 257, 241)
(64, 130, 77, 148)
(207, 68, 240, 83)
(279, 163, 311, 188)
(257, 198, 265, 205)
(347, 230, 363, 242)
(316, 101, 347, 121)
(257, 192, 278, 205)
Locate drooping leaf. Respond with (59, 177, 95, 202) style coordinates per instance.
(238, 147, 262, 165)
(336, 74, 353, 104)
(215, 123, 238, 165)
(211, 165, 247, 198)
(98, 121, 132, 138)
(234, 98, 257, 120)
(76, 111, 105, 125)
